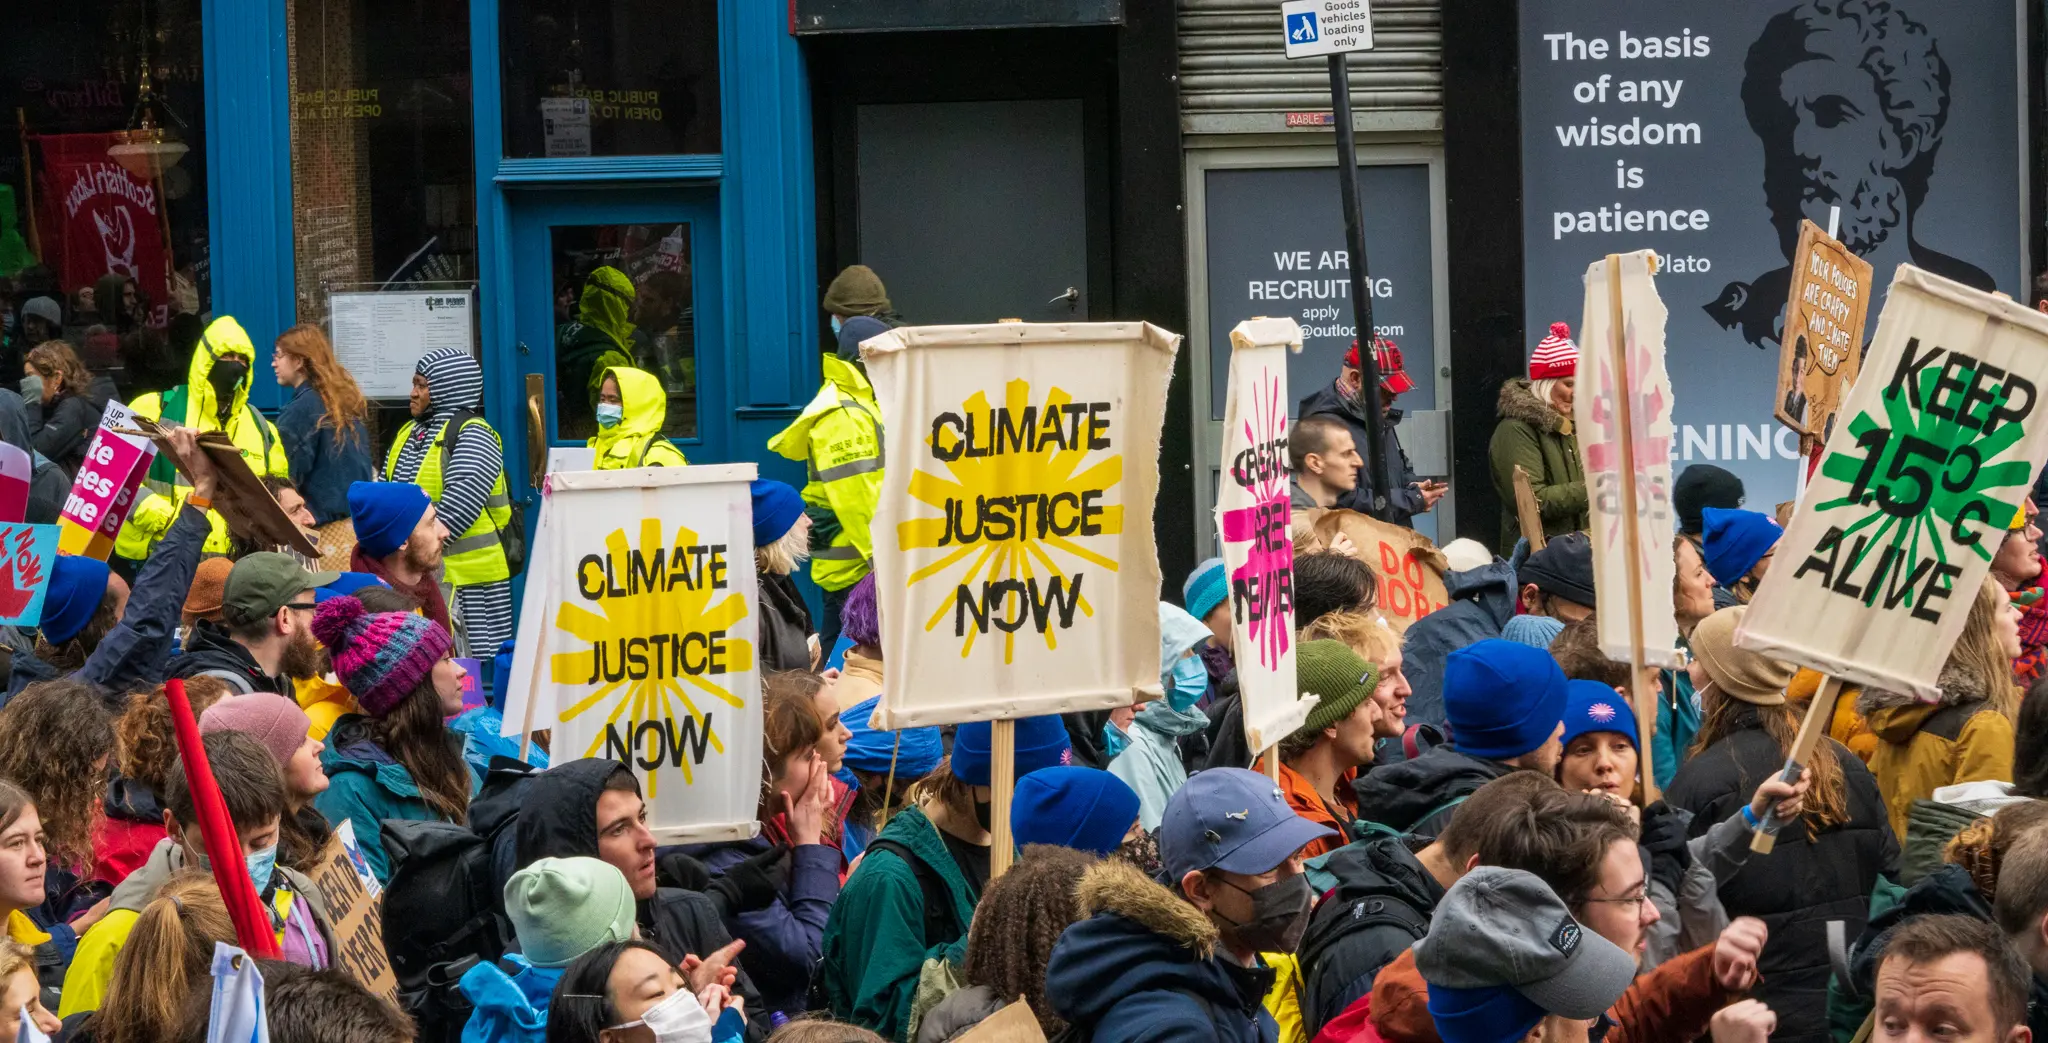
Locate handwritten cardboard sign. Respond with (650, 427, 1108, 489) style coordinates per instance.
(1775, 220, 1875, 443)
(1306, 510, 1448, 633)
(307, 833, 399, 1005)
(58, 400, 154, 559)
(953, 1000, 1048, 1043)
(1740, 265, 2048, 699)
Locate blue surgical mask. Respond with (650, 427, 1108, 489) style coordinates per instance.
(245, 844, 278, 895)
(1167, 654, 1209, 711)
(831, 315, 843, 336)
(1101, 722, 1130, 758)
(595, 403, 624, 428)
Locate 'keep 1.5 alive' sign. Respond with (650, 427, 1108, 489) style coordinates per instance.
(501, 464, 765, 842)
(864, 322, 1179, 729)
(1739, 266, 2048, 700)
(1519, 1, 2025, 510)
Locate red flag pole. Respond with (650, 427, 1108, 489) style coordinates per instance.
(164, 678, 280, 958)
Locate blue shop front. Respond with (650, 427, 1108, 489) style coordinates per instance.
(2, 0, 819, 536)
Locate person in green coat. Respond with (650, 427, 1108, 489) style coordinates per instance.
(1489, 321, 1589, 549)
(819, 716, 1070, 1041)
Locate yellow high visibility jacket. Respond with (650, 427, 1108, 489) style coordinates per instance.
(768, 356, 882, 592)
(588, 365, 689, 469)
(386, 416, 513, 586)
(115, 315, 289, 558)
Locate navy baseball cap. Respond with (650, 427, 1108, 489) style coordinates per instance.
(1161, 768, 1336, 882)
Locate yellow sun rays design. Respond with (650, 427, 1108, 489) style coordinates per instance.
(549, 518, 753, 795)
(896, 379, 1121, 663)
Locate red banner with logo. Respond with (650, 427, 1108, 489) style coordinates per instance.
(35, 133, 172, 307)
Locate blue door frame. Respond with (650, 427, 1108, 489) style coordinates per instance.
(504, 187, 727, 473)
(197, 0, 821, 466)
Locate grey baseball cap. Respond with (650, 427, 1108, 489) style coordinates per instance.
(1415, 866, 1637, 1042)
(1160, 768, 1336, 882)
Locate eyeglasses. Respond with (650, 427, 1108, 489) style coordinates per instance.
(1583, 890, 1650, 914)
(285, 602, 318, 613)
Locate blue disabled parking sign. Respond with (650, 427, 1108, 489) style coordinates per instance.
(1280, 0, 1374, 59)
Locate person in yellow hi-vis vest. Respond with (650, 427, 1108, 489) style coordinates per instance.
(385, 347, 515, 656)
(116, 315, 290, 560)
(589, 366, 688, 469)
(768, 316, 886, 653)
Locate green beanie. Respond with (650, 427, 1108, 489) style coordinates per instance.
(822, 265, 891, 317)
(1297, 639, 1382, 733)
(504, 856, 638, 967)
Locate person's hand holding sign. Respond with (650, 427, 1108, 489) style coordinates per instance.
(160, 424, 222, 505)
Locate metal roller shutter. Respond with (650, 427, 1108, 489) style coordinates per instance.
(1177, 0, 1442, 135)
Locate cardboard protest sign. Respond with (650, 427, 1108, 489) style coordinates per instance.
(308, 833, 399, 1005)
(58, 400, 154, 559)
(953, 1001, 1049, 1043)
(1576, 251, 1682, 669)
(500, 464, 765, 841)
(0, 525, 58, 627)
(1775, 220, 1874, 443)
(128, 421, 319, 558)
(863, 322, 1178, 728)
(1738, 265, 2048, 700)
(1305, 510, 1448, 634)
(1217, 318, 1308, 753)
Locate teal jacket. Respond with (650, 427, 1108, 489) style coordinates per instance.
(313, 714, 482, 882)
(820, 805, 980, 1040)
(1654, 641, 1702, 792)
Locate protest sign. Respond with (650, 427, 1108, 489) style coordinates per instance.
(1306, 510, 1448, 634)
(308, 833, 399, 1005)
(1576, 251, 1682, 672)
(1775, 220, 1875, 445)
(861, 321, 1179, 729)
(500, 464, 764, 842)
(129, 422, 319, 558)
(58, 400, 153, 559)
(0, 525, 58, 627)
(1217, 318, 1308, 755)
(0, 443, 30, 525)
(1739, 265, 2048, 700)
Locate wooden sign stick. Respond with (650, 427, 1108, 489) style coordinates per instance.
(990, 718, 1016, 878)
(1513, 465, 1547, 552)
(1264, 746, 1281, 781)
(1750, 675, 1842, 854)
(1605, 256, 1659, 804)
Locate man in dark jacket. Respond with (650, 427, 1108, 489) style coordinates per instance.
(1298, 339, 1443, 529)
(1355, 640, 1567, 839)
(1296, 771, 1561, 1037)
(514, 758, 772, 1042)
(1047, 768, 1336, 1043)
(168, 552, 335, 695)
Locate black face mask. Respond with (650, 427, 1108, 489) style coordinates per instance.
(973, 798, 993, 832)
(209, 358, 250, 403)
(1213, 873, 1313, 953)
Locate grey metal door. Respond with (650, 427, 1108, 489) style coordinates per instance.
(855, 99, 1089, 324)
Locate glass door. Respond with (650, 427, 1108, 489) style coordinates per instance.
(507, 188, 724, 496)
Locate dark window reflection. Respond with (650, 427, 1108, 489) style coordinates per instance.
(501, 0, 720, 158)
(550, 224, 697, 444)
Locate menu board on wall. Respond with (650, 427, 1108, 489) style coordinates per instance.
(329, 289, 477, 398)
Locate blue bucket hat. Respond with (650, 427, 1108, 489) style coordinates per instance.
(838, 695, 944, 778)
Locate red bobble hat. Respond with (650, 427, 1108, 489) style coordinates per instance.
(1529, 322, 1579, 380)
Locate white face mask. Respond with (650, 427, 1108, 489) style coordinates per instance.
(610, 988, 713, 1043)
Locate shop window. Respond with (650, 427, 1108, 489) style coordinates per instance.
(549, 224, 697, 444)
(1, 0, 211, 400)
(500, 0, 721, 159)
(288, 0, 477, 332)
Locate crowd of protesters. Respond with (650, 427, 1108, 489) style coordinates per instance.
(0, 270, 2039, 1043)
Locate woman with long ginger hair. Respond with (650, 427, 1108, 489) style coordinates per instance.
(272, 323, 375, 569)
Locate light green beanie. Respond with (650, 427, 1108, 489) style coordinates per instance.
(1296, 639, 1382, 733)
(504, 856, 638, 967)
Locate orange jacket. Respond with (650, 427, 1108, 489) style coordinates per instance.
(1355, 939, 1731, 1043)
(1278, 760, 1358, 860)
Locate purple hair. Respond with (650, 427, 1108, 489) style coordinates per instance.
(842, 572, 879, 648)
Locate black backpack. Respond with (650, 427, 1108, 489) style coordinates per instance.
(379, 758, 537, 1043)
(864, 838, 962, 945)
(1294, 886, 1431, 1037)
